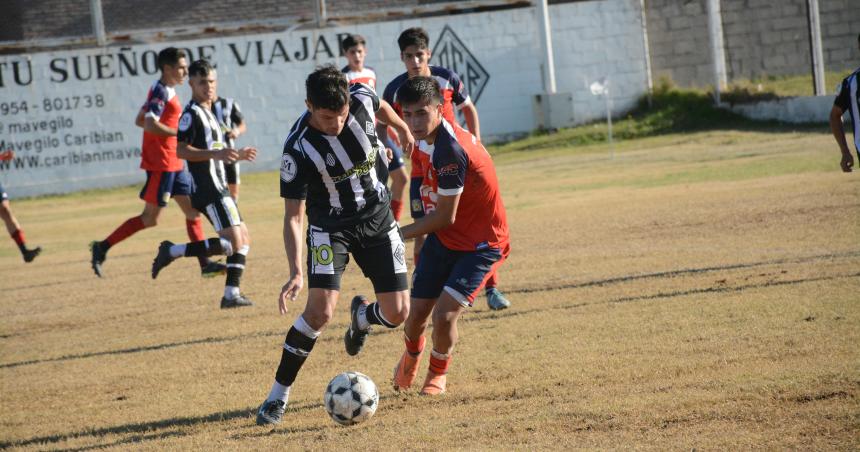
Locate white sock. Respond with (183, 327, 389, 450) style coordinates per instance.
(267, 381, 290, 403)
(169, 243, 186, 258)
(294, 315, 321, 339)
(220, 238, 234, 256)
(431, 349, 449, 360)
(357, 304, 371, 331)
(224, 285, 240, 299)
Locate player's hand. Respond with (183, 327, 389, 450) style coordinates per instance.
(238, 146, 257, 162)
(398, 129, 415, 156)
(840, 152, 854, 172)
(226, 129, 238, 140)
(278, 274, 304, 315)
(385, 147, 394, 161)
(219, 148, 239, 163)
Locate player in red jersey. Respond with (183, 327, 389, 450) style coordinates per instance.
(0, 177, 41, 263)
(341, 34, 410, 222)
(382, 27, 511, 311)
(90, 48, 224, 278)
(391, 76, 510, 395)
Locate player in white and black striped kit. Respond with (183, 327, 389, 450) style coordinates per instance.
(256, 65, 415, 425)
(150, 59, 258, 309)
(212, 96, 247, 200)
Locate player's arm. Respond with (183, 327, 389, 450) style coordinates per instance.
(460, 100, 481, 141)
(279, 198, 305, 314)
(377, 100, 415, 153)
(829, 105, 854, 172)
(143, 116, 177, 137)
(228, 104, 247, 139)
(177, 142, 238, 163)
(400, 193, 460, 240)
(134, 108, 145, 128)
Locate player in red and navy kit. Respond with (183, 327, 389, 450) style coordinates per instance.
(391, 76, 510, 395)
(0, 178, 41, 263)
(382, 27, 512, 311)
(341, 34, 410, 222)
(90, 48, 224, 278)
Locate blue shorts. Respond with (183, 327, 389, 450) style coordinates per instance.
(0, 182, 7, 201)
(411, 233, 506, 307)
(139, 169, 194, 207)
(387, 144, 405, 171)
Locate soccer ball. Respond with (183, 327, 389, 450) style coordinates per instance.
(324, 371, 379, 425)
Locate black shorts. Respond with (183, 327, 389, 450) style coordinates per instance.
(224, 162, 240, 185)
(199, 195, 243, 232)
(307, 208, 408, 293)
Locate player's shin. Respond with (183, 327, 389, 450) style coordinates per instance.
(224, 245, 248, 299)
(186, 218, 210, 267)
(172, 237, 232, 258)
(271, 316, 321, 401)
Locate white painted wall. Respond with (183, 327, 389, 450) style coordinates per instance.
(0, 1, 648, 198)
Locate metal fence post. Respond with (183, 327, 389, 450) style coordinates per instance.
(90, 0, 107, 46)
(806, 0, 826, 95)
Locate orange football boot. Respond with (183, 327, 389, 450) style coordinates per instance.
(393, 350, 422, 391)
(420, 370, 447, 395)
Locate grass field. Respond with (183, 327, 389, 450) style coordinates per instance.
(1, 126, 858, 450)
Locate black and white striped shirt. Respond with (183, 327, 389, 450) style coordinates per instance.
(280, 83, 390, 229)
(212, 96, 244, 149)
(177, 100, 230, 204)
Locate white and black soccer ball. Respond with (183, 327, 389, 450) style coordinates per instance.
(324, 371, 379, 425)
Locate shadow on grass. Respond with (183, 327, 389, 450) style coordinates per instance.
(2, 250, 858, 371)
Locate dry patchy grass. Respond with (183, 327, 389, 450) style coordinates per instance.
(1, 128, 858, 450)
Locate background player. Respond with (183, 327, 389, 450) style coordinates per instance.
(341, 34, 409, 221)
(391, 76, 510, 395)
(213, 95, 247, 201)
(382, 27, 512, 310)
(91, 48, 224, 278)
(0, 179, 41, 263)
(829, 33, 860, 173)
(256, 66, 414, 425)
(151, 60, 257, 309)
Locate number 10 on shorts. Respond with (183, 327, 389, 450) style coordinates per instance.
(309, 228, 335, 275)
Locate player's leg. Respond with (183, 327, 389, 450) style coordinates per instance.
(89, 171, 166, 277)
(217, 222, 252, 308)
(344, 215, 410, 356)
(258, 231, 350, 425)
(485, 270, 512, 310)
(421, 245, 504, 395)
(174, 193, 225, 278)
(150, 196, 239, 284)
(225, 162, 240, 202)
(394, 233, 454, 390)
(1, 198, 41, 263)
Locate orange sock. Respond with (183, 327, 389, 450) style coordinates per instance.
(429, 350, 451, 375)
(405, 335, 425, 356)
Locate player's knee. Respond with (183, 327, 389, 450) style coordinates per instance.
(140, 214, 157, 227)
(302, 308, 334, 330)
(0, 203, 11, 219)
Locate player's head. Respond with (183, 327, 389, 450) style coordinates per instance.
(342, 34, 367, 70)
(305, 64, 350, 136)
(188, 59, 217, 103)
(157, 47, 188, 86)
(398, 28, 431, 78)
(398, 76, 444, 141)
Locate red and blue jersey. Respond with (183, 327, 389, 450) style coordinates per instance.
(382, 65, 470, 126)
(414, 119, 508, 252)
(342, 65, 377, 90)
(140, 79, 184, 172)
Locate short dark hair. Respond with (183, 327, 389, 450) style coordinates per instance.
(157, 47, 186, 71)
(397, 76, 443, 107)
(188, 59, 214, 78)
(342, 34, 366, 52)
(306, 64, 350, 110)
(398, 27, 430, 51)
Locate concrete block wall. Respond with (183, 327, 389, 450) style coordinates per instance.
(645, 0, 860, 88)
(0, 1, 648, 197)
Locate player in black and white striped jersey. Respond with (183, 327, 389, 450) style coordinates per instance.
(256, 65, 415, 425)
(150, 59, 258, 309)
(212, 96, 247, 200)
